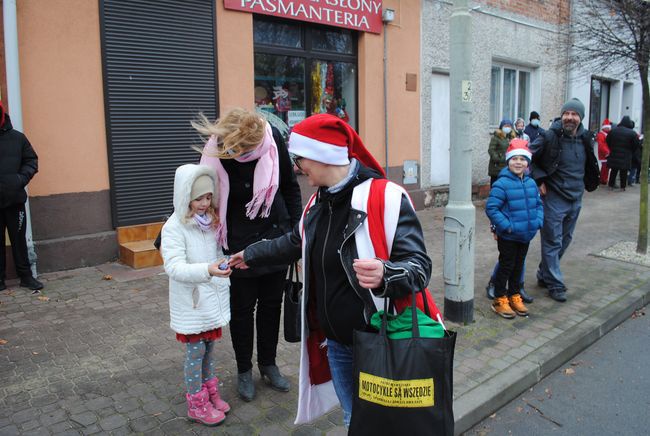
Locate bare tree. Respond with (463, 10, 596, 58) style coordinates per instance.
(571, 0, 650, 254)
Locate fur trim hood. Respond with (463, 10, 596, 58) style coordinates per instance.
(494, 128, 516, 140)
(173, 164, 219, 224)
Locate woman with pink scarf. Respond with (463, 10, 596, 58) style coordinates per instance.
(193, 108, 302, 402)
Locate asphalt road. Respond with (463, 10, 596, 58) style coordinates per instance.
(465, 306, 649, 436)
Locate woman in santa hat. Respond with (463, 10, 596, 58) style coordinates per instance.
(229, 114, 438, 428)
(596, 118, 612, 184)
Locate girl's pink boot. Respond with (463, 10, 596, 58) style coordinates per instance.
(186, 386, 225, 426)
(204, 378, 231, 414)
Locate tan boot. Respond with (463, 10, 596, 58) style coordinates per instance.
(492, 296, 516, 319)
(509, 294, 529, 316)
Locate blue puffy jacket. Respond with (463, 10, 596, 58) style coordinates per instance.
(486, 167, 544, 243)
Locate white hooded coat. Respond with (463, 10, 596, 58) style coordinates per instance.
(161, 164, 231, 334)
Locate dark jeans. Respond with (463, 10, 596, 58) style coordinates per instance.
(0, 203, 31, 281)
(229, 269, 286, 373)
(494, 238, 530, 298)
(608, 168, 628, 189)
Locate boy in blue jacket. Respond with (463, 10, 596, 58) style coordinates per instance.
(486, 139, 544, 318)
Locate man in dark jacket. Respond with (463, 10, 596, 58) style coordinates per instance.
(524, 110, 544, 143)
(606, 115, 640, 191)
(0, 102, 42, 291)
(529, 98, 599, 302)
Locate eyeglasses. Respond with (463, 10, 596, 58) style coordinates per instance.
(291, 154, 304, 171)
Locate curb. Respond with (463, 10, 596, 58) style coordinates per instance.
(453, 285, 650, 435)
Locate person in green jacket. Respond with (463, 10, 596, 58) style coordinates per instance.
(488, 119, 516, 185)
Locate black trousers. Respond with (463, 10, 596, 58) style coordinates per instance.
(0, 203, 32, 281)
(494, 238, 529, 298)
(608, 168, 628, 189)
(229, 269, 287, 373)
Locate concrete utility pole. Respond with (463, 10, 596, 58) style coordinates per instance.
(443, 0, 474, 323)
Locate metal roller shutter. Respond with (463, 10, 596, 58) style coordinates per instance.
(100, 0, 218, 227)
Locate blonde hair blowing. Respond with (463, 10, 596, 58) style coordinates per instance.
(192, 108, 266, 159)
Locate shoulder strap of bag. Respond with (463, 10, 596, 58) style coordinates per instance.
(365, 179, 442, 322)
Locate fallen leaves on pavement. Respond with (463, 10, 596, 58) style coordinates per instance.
(37, 296, 50, 302)
(564, 368, 575, 375)
(102, 274, 113, 280)
(0, 339, 7, 345)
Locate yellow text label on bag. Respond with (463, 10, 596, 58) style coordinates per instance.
(358, 372, 434, 408)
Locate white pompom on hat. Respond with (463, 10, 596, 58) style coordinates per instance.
(505, 138, 532, 162)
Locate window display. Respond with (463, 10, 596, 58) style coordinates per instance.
(254, 53, 306, 127)
(254, 17, 357, 130)
(310, 60, 355, 125)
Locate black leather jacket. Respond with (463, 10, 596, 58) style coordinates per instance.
(243, 174, 432, 325)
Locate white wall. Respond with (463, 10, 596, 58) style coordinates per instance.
(421, 1, 568, 186)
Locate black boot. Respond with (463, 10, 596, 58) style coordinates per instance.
(259, 365, 290, 392)
(548, 288, 567, 302)
(519, 285, 534, 303)
(0, 280, 6, 291)
(485, 281, 495, 300)
(237, 369, 255, 402)
(19, 276, 43, 291)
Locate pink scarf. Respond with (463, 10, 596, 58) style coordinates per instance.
(199, 123, 279, 249)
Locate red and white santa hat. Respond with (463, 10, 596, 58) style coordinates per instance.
(289, 114, 385, 176)
(505, 138, 532, 162)
(602, 118, 612, 130)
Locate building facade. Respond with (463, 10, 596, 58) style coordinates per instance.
(2, 0, 645, 274)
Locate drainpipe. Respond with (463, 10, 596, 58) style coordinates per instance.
(382, 9, 395, 177)
(4, 0, 37, 277)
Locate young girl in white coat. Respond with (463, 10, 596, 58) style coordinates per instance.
(161, 164, 232, 426)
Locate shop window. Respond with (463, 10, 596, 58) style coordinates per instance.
(254, 16, 357, 130)
(489, 64, 531, 126)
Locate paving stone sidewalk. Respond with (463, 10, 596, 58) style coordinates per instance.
(1, 186, 648, 435)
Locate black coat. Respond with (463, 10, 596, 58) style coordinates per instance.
(606, 116, 640, 170)
(221, 128, 302, 277)
(0, 114, 38, 208)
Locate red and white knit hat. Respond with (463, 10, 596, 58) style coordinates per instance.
(505, 138, 532, 162)
(289, 114, 385, 176)
(602, 118, 612, 130)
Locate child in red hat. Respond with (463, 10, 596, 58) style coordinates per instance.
(486, 139, 544, 318)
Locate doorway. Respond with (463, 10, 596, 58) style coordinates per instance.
(430, 73, 450, 186)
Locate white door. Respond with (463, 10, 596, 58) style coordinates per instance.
(430, 73, 450, 186)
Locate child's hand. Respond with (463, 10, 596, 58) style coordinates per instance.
(228, 251, 249, 270)
(539, 182, 547, 196)
(209, 259, 232, 277)
(492, 233, 498, 241)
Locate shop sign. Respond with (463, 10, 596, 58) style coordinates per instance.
(224, 0, 383, 34)
(287, 110, 306, 127)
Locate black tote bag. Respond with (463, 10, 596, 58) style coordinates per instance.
(349, 291, 456, 436)
(282, 262, 302, 343)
